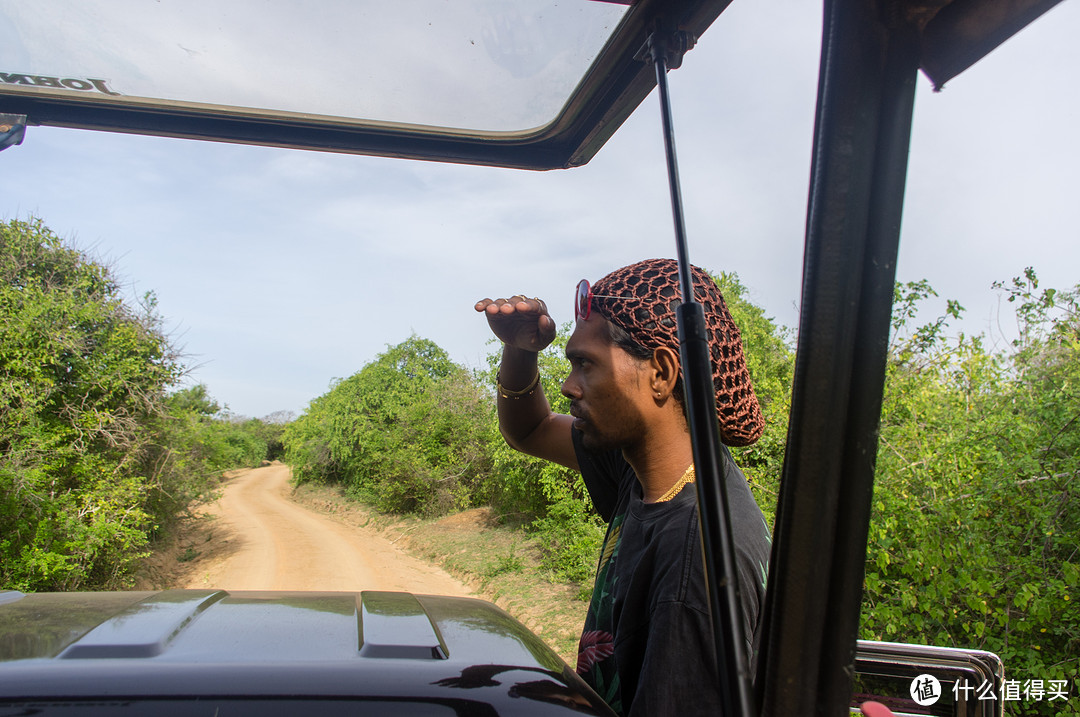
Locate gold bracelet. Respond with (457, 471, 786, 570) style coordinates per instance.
(497, 370, 541, 399)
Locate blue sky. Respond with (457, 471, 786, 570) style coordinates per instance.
(2, 0, 1077, 419)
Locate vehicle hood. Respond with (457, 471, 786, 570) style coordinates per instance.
(0, 589, 611, 715)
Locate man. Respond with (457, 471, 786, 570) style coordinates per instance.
(475, 258, 771, 716)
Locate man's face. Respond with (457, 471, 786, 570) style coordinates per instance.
(561, 315, 652, 453)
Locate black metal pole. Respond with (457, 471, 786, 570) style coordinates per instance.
(645, 28, 754, 717)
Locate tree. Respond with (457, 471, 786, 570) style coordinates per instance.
(862, 273, 1079, 716)
(146, 385, 273, 523)
(0, 218, 182, 590)
(284, 336, 494, 516)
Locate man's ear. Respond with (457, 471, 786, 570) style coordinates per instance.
(649, 347, 681, 399)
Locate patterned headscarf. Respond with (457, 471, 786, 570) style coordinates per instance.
(590, 258, 764, 446)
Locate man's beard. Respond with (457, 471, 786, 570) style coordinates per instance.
(579, 426, 623, 453)
(574, 406, 639, 454)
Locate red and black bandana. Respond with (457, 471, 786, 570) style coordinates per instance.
(590, 258, 764, 446)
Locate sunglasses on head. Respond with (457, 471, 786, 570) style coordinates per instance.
(575, 279, 639, 322)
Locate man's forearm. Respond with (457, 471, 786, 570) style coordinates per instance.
(496, 345, 555, 451)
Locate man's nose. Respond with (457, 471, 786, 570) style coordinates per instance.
(561, 373, 580, 400)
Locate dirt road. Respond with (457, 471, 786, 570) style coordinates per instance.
(180, 464, 474, 596)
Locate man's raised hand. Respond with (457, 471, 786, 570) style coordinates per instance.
(474, 295, 557, 353)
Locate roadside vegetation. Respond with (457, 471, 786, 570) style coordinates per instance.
(285, 269, 1078, 714)
(3, 217, 1074, 713)
(865, 273, 1079, 713)
(0, 218, 285, 592)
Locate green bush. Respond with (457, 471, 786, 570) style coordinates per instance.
(713, 271, 794, 527)
(283, 265, 1078, 707)
(0, 218, 180, 590)
(284, 336, 494, 516)
(143, 385, 277, 537)
(863, 272, 1079, 715)
(0, 218, 277, 591)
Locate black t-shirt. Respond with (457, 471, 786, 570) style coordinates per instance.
(572, 428, 771, 716)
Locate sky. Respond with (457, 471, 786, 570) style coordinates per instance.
(2, 0, 1078, 419)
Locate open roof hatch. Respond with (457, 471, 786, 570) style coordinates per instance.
(0, 0, 732, 169)
(0, 0, 1062, 167)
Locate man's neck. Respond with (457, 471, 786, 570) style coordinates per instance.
(623, 432, 694, 504)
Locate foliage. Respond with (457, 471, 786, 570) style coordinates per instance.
(283, 336, 494, 516)
(144, 385, 276, 534)
(0, 218, 182, 590)
(251, 410, 293, 461)
(712, 271, 794, 527)
(164, 386, 268, 473)
(279, 264, 1078, 711)
(863, 270, 1079, 715)
(0, 219, 277, 591)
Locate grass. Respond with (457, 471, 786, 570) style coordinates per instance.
(292, 482, 591, 664)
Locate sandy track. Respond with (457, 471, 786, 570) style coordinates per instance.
(181, 464, 473, 596)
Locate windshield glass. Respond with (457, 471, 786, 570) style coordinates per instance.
(1, 0, 628, 132)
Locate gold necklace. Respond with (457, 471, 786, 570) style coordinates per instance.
(655, 464, 695, 503)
